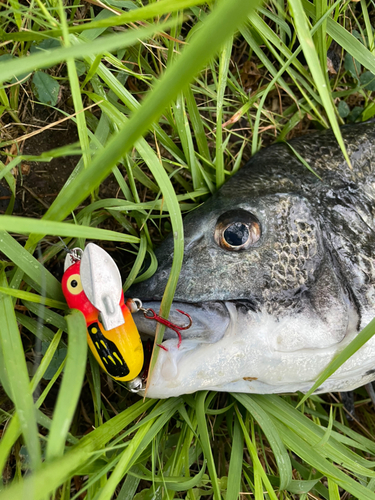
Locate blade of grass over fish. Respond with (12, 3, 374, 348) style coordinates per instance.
(40, 0, 263, 386)
(46, 310, 87, 460)
(299, 317, 375, 406)
(226, 412, 244, 500)
(234, 394, 292, 490)
(0, 269, 41, 471)
(196, 392, 221, 500)
(215, 36, 232, 189)
(0, 216, 139, 243)
(284, 141, 322, 179)
(4, 0, 211, 41)
(0, 231, 62, 300)
(0, 20, 176, 85)
(0, 398, 156, 500)
(287, 0, 351, 167)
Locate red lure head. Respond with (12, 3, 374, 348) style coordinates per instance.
(62, 260, 98, 322)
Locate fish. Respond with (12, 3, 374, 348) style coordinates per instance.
(128, 121, 375, 399)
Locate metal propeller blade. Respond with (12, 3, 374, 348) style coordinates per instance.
(80, 243, 125, 331)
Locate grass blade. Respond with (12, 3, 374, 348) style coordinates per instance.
(0, 268, 41, 471)
(226, 411, 244, 500)
(173, 93, 204, 189)
(46, 310, 87, 460)
(0, 287, 67, 309)
(287, 0, 351, 167)
(234, 394, 292, 490)
(196, 391, 221, 500)
(185, 86, 211, 162)
(0, 216, 140, 243)
(235, 407, 278, 500)
(0, 230, 62, 300)
(215, 36, 232, 188)
(0, 21, 177, 85)
(299, 317, 375, 405)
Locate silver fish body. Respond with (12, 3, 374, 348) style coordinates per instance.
(129, 122, 375, 398)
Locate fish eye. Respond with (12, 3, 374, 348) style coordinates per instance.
(214, 209, 261, 251)
(67, 274, 83, 294)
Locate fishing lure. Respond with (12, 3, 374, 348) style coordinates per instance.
(62, 243, 144, 383)
(61, 243, 193, 391)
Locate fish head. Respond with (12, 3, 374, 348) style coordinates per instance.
(128, 175, 360, 398)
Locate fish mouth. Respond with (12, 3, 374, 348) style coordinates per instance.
(132, 300, 257, 343)
(131, 298, 370, 399)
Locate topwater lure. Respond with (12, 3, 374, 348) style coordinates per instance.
(62, 243, 144, 384)
(62, 243, 193, 391)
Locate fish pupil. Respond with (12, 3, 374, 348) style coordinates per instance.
(224, 223, 249, 246)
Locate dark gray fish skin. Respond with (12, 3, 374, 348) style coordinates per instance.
(129, 122, 375, 398)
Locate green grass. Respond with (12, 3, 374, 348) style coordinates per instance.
(1, 0, 375, 498)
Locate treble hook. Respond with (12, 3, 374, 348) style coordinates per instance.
(143, 308, 192, 348)
(126, 298, 192, 349)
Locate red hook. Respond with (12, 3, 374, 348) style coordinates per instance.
(143, 308, 192, 348)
